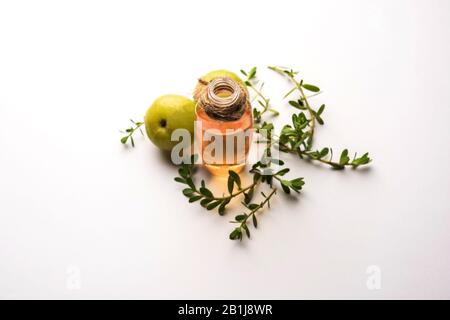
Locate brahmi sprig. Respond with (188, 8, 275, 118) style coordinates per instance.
(120, 119, 144, 147)
(174, 156, 260, 216)
(241, 67, 279, 124)
(227, 122, 304, 241)
(174, 151, 305, 241)
(277, 112, 371, 169)
(229, 188, 277, 240)
(224, 121, 305, 241)
(269, 66, 371, 169)
(268, 66, 322, 149)
(301, 148, 370, 169)
(227, 158, 304, 241)
(250, 159, 305, 194)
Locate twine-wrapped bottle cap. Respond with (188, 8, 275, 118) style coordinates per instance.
(198, 77, 248, 121)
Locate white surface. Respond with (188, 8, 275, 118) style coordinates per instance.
(1, 0, 449, 299)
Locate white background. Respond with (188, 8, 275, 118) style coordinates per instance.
(1, 0, 449, 299)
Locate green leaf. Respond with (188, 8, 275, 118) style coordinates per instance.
(302, 83, 320, 92)
(200, 198, 213, 208)
(291, 178, 304, 186)
(178, 167, 189, 178)
(351, 153, 371, 167)
(174, 177, 186, 184)
(240, 69, 247, 76)
(319, 147, 329, 158)
(218, 202, 227, 215)
(330, 162, 345, 170)
(253, 108, 261, 122)
(281, 184, 290, 194)
(185, 177, 195, 190)
(252, 214, 258, 228)
(253, 172, 261, 183)
(275, 168, 290, 176)
(229, 228, 242, 240)
(189, 195, 202, 203)
(362, 152, 371, 163)
(264, 174, 273, 187)
(290, 178, 305, 192)
(293, 113, 308, 130)
(244, 188, 254, 204)
(228, 171, 241, 189)
(227, 175, 234, 194)
(316, 114, 324, 125)
(235, 214, 247, 222)
(318, 104, 325, 115)
(248, 203, 259, 210)
(281, 180, 291, 194)
(339, 149, 350, 166)
(290, 100, 306, 110)
(248, 67, 257, 79)
(199, 187, 213, 198)
(120, 136, 128, 144)
(182, 188, 195, 198)
(292, 139, 303, 151)
(281, 180, 291, 187)
(242, 224, 251, 238)
(206, 200, 221, 210)
(280, 125, 296, 137)
(289, 100, 301, 108)
(260, 122, 274, 131)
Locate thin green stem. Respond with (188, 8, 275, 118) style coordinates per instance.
(300, 151, 344, 168)
(295, 82, 315, 146)
(127, 122, 144, 138)
(268, 66, 315, 149)
(191, 181, 258, 201)
(244, 70, 279, 118)
(215, 182, 258, 201)
(248, 84, 270, 117)
(277, 143, 348, 169)
(248, 83, 266, 102)
(120, 120, 144, 147)
(240, 188, 277, 227)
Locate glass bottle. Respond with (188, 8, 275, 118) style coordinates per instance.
(195, 77, 253, 175)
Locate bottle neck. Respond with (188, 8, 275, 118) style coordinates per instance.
(198, 77, 247, 121)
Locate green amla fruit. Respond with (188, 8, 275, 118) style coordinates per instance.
(144, 94, 195, 151)
(193, 69, 247, 101)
